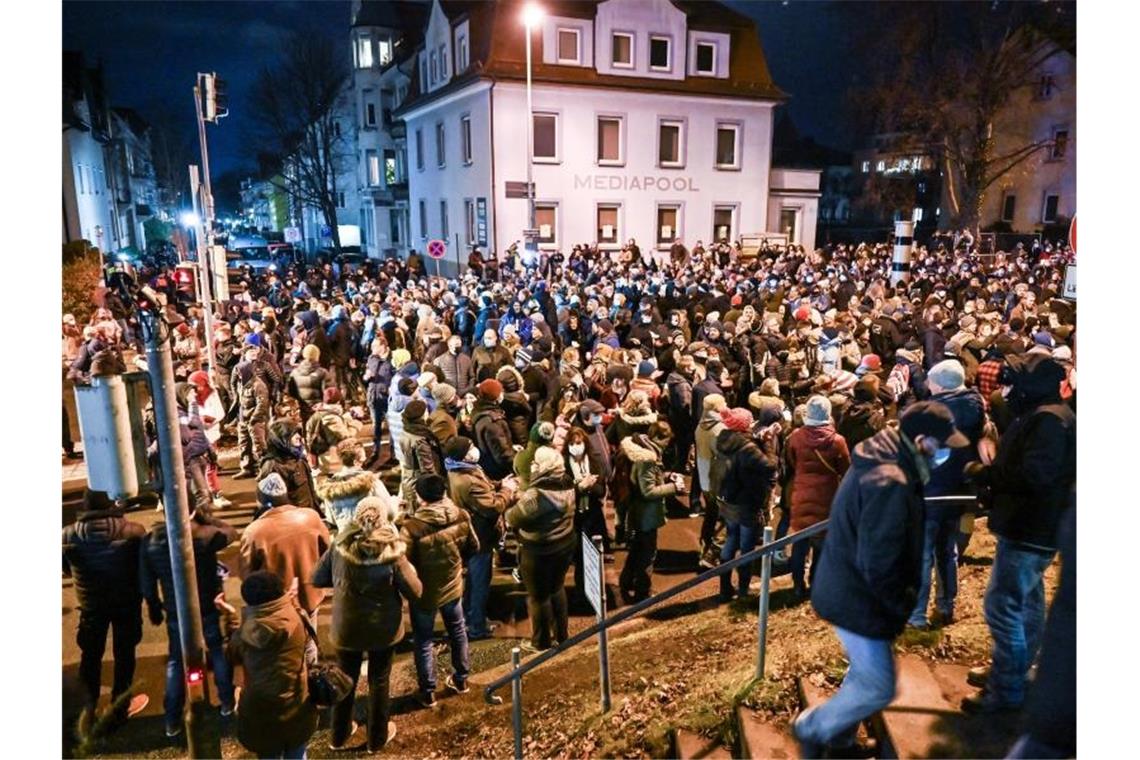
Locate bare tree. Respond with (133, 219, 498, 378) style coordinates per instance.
(851, 2, 1075, 235)
(248, 32, 352, 252)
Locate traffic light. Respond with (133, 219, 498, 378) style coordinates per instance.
(204, 73, 228, 123)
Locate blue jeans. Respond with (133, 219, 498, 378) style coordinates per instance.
(410, 599, 470, 693)
(794, 626, 896, 748)
(369, 396, 386, 455)
(719, 520, 759, 599)
(463, 553, 494, 637)
(908, 514, 960, 627)
(164, 612, 234, 729)
(984, 538, 1054, 705)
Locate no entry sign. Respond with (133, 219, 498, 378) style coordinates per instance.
(427, 239, 447, 260)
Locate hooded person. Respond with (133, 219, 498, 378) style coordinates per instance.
(386, 375, 417, 467)
(836, 376, 887, 450)
(287, 342, 330, 422)
(316, 439, 393, 532)
(428, 382, 460, 446)
(471, 378, 517, 480)
(398, 399, 446, 513)
(257, 419, 320, 513)
(496, 366, 534, 446)
(400, 474, 479, 706)
(693, 393, 728, 565)
(604, 389, 659, 447)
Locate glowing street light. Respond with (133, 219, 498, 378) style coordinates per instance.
(522, 2, 545, 28)
(180, 210, 201, 228)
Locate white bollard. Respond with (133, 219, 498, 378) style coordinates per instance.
(891, 220, 914, 286)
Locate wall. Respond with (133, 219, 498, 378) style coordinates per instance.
(63, 128, 117, 248)
(594, 0, 688, 80)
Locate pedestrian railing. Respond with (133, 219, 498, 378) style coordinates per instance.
(483, 520, 832, 759)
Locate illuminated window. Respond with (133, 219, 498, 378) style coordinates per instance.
(656, 204, 680, 245)
(536, 204, 557, 245)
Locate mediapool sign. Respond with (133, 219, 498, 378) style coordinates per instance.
(574, 174, 701, 192)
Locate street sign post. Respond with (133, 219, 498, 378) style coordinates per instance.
(583, 534, 611, 712)
(284, 226, 302, 243)
(427, 238, 446, 277)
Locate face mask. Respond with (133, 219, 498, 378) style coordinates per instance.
(589, 415, 603, 427)
(464, 446, 481, 463)
(484, 337, 497, 348)
(569, 443, 586, 457)
(931, 447, 952, 468)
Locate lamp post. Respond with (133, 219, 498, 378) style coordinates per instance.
(522, 3, 544, 260)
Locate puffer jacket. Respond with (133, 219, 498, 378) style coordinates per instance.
(621, 437, 676, 533)
(225, 595, 318, 757)
(386, 389, 413, 466)
(506, 467, 576, 553)
(836, 399, 886, 450)
(431, 351, 475, 397)
(471, 400, 515, 480)
(715, 430, 778, 524)
(398, 420, 446, 511)
(786, 425, 851, 530)
(311, 521, 422, 651)
(447, 460, 511, 551)
(317, 469, 389, 532)
(694, 408, 725, 490)
(258, 421, 319, 512)
(364, 355, 395, 406)
(925, 387, 986, 514)
(288, 359, 328, 415)
(141, 515, 238, 619)
(811, 428, 925, 640)
(401, 497, 479, 610)
(62, 509, 146, 611)
(472, 343, 511, 382)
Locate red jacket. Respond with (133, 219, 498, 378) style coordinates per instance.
(786, 425, 851, 530)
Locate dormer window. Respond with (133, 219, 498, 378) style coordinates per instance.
(650, 36, 671, 70)
(378, 38, 392, 66)
(695, 42, 716, 75)
(439, 44, 448, 78)
(557, 28, 580, 64)
(457, 34, 469, 71)
(612, 32, 633, 68)
(356, 36, 373, 69)
(430, 51, 438, 85)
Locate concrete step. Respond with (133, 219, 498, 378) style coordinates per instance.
(673, 728, 734, 760)
(736, 705, 796, 759)
(872, 655, 958, 759)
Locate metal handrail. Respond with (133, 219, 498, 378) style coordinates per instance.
(482, 519, 830, 705)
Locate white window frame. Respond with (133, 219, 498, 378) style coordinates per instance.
(378, 38, 393, 66)
(655, 203, 682, 248)
(366, 150, 380, 186)
(596, 203, 621, 247)
(876, 160, 886, 172)
(365, 100, 376, 127)
(556, 27, 581, 64)
(657, 118, 685, 168)
(461, 114, 473, 165)
(611, 32, 634, 68)
(596, 114, 624, 166)
(695, 41, 717, 76)
(1001, 192, 1016, 223)
(712, 204, 737, 242)
(439, 44, 448, 78)
(430, 51, 437, 85)
(464, 198, 476, 244)
(714, 121, 741, 170)
(861, 160, 870, 173)
(415, 128, 424, 171)
(435, 122, 446, 168)
(336, 191, 346, 209)
(1041, 193, 1060, 224)
(535, 202, 559, 248)
(419, 199, 428, 239)
(440, 199, 449, 238)
(532, 111, 560, 164)
(457, 34, 468, 71)
(649, 35, 672, 71)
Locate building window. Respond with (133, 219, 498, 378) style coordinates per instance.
(430, 51, 437, 85)
(418, 199, 428, 238)
(1001, 193, 1016, 223)
(379, 38, 392, 66)
(1051, 127, 1069, 160)
(876, 160, 886, 172)
(365, 102, 376, 127)
(1042, 194, 1060, 224)
(461, 115, 473, 165)
(715, 123, 740, 169)
(439, 44, 448, 78)
(656, 205, 680, 245)
(360, 208, 369, 246)
(650, 36, 671, 70)
(333, 121, 342, 138)
(557, 28, 580, 64)
(336, 191, 346, 209)
(536, 204, 557, 245)
(366, 150, 380, 186)
(695, 42, 716, 75)
(658, 119, 683, 167)
(780, 208, 798, 241)
(457, 34, 469, 71)
(1037, 73, 1056, 100)
(436, 122, 446, 168)
(356, 36, 372, 68)
(597, 204, 620, 245)
(415, 129, 424, 171)
(440, 200, 449, 238)
(465, 199, 476, 244)
(390, 209, 402, 244)
(913, 207, 924, 223)
(713, 205, 735, 242)
(420, 58, 427, 89)
(612, 32, 633, 68)
(533, 112, 558, 162)
(861, 160, 870, 173)
(384, 149, 398, 185)
(597, 116, 622, 165)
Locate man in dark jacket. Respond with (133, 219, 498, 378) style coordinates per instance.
(794, 402, 969, 758)
(62, 490, 149, 728)
(401, 475, 479, 705)
(140, 508, 239, 736)
(471, 379, 517, 480)
(962, 354, 1074, 714)
(664, 354, 698, 472)
(908, 360, 987, 630)
(431, 335, 475, 397)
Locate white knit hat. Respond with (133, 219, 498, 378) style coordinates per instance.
(803, 395, 832, 427)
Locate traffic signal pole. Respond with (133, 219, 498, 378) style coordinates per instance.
(139, 306, 220, 758)
(188, 165, 218, 381)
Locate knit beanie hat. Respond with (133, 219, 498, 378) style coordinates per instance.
(432, 383, 457, 406)
(444, 436, 474, 461)
(323, 386, 342, 404)
(720, 407, 754, 433)
(417, 372, 436, 390)
(928, 359, 966, 392)
(391, 348, 411, 369)
(241, 570, 285, 606)
(257, 473, 289, 506)
(301, 343, 320, 362)
(403, 399, 428, 421)
(478, 378, 504, 401)
(531, 446, 565, 479)
(529, 421, 556, 444)
(857, 354, 882, 375)
(803, 395, 832, 427)
(414, 473, 448, 503)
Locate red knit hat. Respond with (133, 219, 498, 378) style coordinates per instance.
(477, 378, 503, 401)
(859, 354, 882, 372)
(720, 407, 754, 433)
(794, 305, 811, 323)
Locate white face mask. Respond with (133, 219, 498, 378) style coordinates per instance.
(569, 443, 586, 457)
(484, 337, 497, 348)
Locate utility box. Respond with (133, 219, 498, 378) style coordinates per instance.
(74, 371, 154, 500)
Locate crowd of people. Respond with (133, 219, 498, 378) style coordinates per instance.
(63, 234, 1076, 758)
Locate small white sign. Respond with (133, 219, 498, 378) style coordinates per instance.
(1063, 264, 1076, 300)
(582, 534, 603, 617)
(661, 224, 672, 239)
(602, 224, 614, 239)
(539, 224, 552, 239)
(284, 226, 301, 243)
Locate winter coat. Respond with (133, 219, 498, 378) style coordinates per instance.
(258, 422, 319, 512)
(326, 318, 355, 367)
(501, 391, 534, 446)
(506, 470, 577, 553)
(836, 400, 886, 451)
(225, 595, 319, 756)
(694, 408, 726, 490)
(471, 400, 516, 480)
(237, 368, 271, 423)
(317, 469, 389, 533)
(925, 387, 986, 510)
(432, 351, 475, 396)
(311, 521, 422, 651)
(604, 407, 658, 448)
(288, 360, 328, 417)
(786, 425, 851, 530)
(715, 430, 778, 524)
(428, 407, 459, 446)
(447, 461, 511, 552)
(386, 390, 413, 465)
(401, 497, 479, 610)
(472, 344, 511, 382)
(364, 355, 395, 406)
(691, 379, 722, 430)
(140, 515, 238, 620)
(621, 437, 676, 533)
(810, 428, 926, 640)
(239, 504, 331, 613)
(398, 420, 446, 510)
(665, 371, 696, 433)
(62, 510, 145, 612)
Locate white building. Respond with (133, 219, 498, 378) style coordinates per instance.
(109, 108, 162, 252)
(63, 51, 122, 252)
(393, 0, 816, 272)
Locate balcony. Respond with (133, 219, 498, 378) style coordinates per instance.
(388, 121, 406, 139)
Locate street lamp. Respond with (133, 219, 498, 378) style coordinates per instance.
(522, 3, 544, 262)
(180, 211, 201, 228)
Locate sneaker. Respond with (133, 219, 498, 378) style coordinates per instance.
(446, 674, 470, 694)
(220, 702, 235, 717)
(511, 568, 522, 585)
(967, 665, 990, 688)
(415, 690, 437, 709)
(212, 494, 233, 509)
(518, 640, 546, 656)
(165, 723, 183, 738)
(329, 720, 359, 750)
(698, 550, 718, 570)
(961, 690, 1021, 714)
(126, 693, 150, 718)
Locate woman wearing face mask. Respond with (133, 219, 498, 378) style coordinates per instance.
(564, 427, 607, 600)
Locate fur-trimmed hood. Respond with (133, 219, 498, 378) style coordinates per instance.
(620, 436, 659, 464)
(317, 470, 375, 503)
(618, 407, 658, 428)
(334, 522, 406, 566)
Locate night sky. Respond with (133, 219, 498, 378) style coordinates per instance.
(62, 0, 861, 177)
